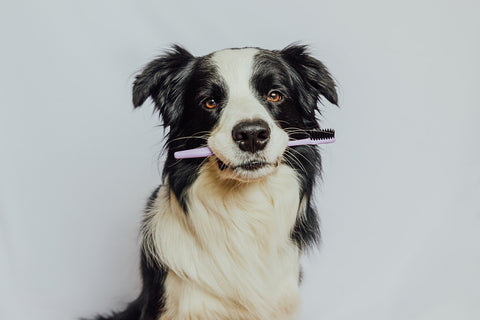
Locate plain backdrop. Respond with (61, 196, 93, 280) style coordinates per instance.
(1, 1, 479, 319)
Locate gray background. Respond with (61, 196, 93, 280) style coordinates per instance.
(1, 0, 479, 319)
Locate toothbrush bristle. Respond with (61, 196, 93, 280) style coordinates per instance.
(308, 128, 335, 140)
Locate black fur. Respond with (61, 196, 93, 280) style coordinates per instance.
(252, 44, 337, 249)
(133, 47, 228, 211)
(88, 44, 337, 320)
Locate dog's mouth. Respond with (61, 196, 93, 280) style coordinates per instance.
(216, 158, 273, 171)
(208, 142, 284, 180)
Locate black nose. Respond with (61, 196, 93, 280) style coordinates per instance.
(232, 119, 271, 153)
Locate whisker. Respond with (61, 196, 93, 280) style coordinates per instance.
(284, 149, 308, 174)
(165, 133, 210, 147)
(287, 147, 319, 170)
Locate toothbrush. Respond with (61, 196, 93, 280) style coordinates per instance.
(174, 129, 335, 159)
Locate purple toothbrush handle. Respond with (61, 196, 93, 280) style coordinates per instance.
(174, 147, 213, 159)
(174, 138, 335, 159)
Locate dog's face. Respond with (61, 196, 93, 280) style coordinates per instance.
(132, 45, 337, 198)
(206, 48, 291, 181)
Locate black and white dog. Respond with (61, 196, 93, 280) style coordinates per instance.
(92, 44, 337, 320)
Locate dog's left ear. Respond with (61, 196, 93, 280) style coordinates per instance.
(132, 45, 194, 126)
(280, 44, 338, 107)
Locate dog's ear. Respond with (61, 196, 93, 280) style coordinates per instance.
(280, 44, 338, 108)
(132, 45, 194, 126)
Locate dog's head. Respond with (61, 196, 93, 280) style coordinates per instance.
(133, 44, 337, 191)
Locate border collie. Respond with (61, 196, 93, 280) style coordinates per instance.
(89, 44, 337, 320)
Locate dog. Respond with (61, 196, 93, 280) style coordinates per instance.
(90, 44, 337, 320)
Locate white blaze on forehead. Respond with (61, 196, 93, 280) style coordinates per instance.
(210, 48, 270, 120)
(211, 48, 259, 98)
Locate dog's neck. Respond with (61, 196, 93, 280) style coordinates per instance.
(185, 162, 302, 247)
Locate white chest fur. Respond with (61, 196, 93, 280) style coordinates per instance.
(145, 164, 302, 320)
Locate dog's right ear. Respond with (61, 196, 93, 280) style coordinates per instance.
(132, 45, 194, 126)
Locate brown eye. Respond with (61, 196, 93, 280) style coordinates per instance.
(204, 99, 217, 109)
(267, 91, 283, 103)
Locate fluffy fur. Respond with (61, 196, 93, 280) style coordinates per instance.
(88, 44, 337, 320)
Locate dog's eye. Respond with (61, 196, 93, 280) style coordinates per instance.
(204, 99, 218, 109)
(267, 91, 283, 103)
